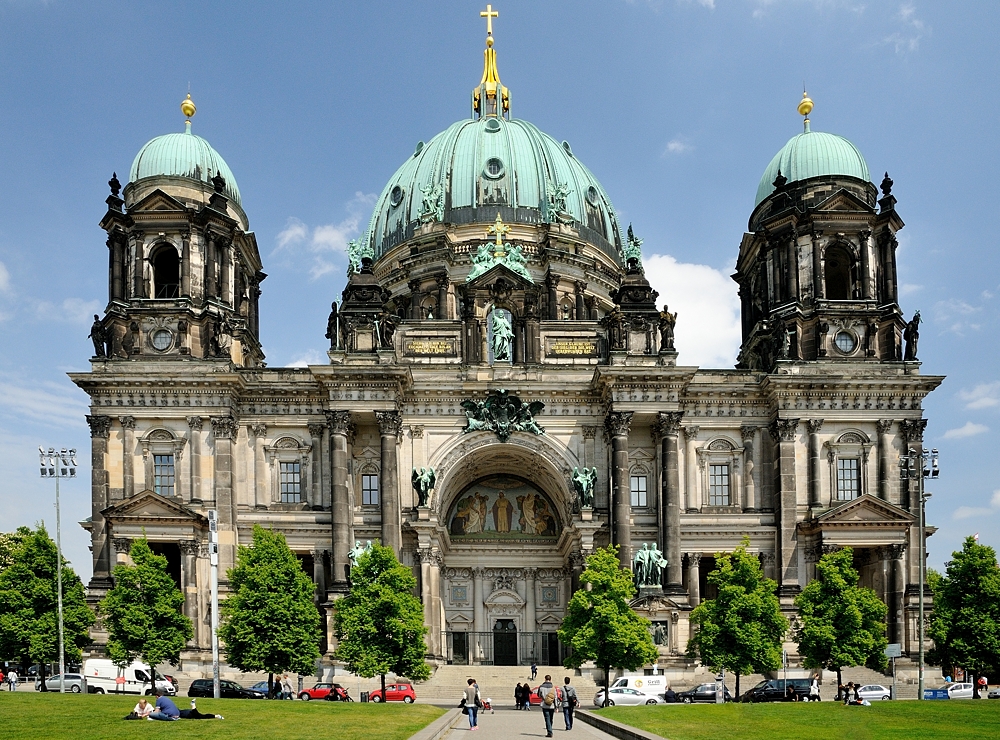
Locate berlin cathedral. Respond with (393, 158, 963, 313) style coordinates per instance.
(73, 9, 941, 678)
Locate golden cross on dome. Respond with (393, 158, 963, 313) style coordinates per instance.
(488, 213, 511, 249)
(480, 4, 498, 37)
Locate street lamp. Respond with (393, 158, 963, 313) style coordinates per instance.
(900, 446, 939, 701)
(39, 447, 77, 694)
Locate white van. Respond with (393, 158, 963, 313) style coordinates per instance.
(82, 659, 176, 696)
(611, 674, 668, 698)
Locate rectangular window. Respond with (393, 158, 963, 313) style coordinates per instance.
(708, 464, 731, 506)
(630, 475, 648, 507)
(279, 461, 301, 503)
(362, 473, 379, 506)
(153, 454, 175, 497)
(836, 458, 861, 500)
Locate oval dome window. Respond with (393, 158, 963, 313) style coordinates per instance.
(562, 141, 573, 156)
(389, 185, 404, 208)
(484, 157, 504, 179)
(586, 186, 600, 206)
(485, 118, 501, 133)
(413, 141, 424, 157)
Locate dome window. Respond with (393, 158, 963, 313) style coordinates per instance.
(389, 185, 405, 208)
(485, 118, 501, 133)
(152, 246, 180, 299)
(586, 186, 600, 206)
(484, 157, 505, 179)
(834, 331, 857, 354)
(151, 329, 173, 352)
(413, 141, 424, 157)
(562, 141, 573, 157)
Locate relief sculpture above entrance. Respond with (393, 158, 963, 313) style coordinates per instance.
(448, 476, 560, 539)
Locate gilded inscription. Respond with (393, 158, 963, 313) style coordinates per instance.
(405, 340, 455, 356)
(548, 340, 598, 356)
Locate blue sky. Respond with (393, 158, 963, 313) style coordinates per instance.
(1, 0, 997, 578)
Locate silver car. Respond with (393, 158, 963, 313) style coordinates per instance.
(947, 683, 974, 699)
(34, 673, 86, 693)
(594, 687, 663, 706)
(857, 684, 891, 701)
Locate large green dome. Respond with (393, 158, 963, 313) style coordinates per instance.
(130, 125, 241, 205)
(755, 128, 870, 207)
(366, 116, 624, 262)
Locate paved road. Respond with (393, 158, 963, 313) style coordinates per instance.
(444, 706, 619, 739)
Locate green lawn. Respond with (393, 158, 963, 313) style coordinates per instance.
(0, 693, 444, 740)
(599, 700, 1000, 740)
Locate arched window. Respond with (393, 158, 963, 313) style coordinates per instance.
(152, 246, 180, 299)
(824, 245, 854, 300)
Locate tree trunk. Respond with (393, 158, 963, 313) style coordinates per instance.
(40, 664, 48, 692)
(836, 667, 842, 701)
(602, 665, 610, 707)
(735, 671, 740, 699)
(972, 673, 980, 699)
(268, 672, 273, 700)
(381, 673, 387, 704)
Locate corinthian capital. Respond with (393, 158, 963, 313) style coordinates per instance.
(118, 415, 136, 431)
(604, 411, 633, 439)
(210, 415, 239, 440)
(769, 418, 800, 442)
(657, 411, 683, 437)
(87, 415, 111, 439)
(375, 410, 403, 438)
(899, 418, 928, 444)
(325, 410, 354, 437)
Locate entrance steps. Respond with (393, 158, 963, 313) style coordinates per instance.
(416, 665, 600, 704)
(841, 665, 919, 699)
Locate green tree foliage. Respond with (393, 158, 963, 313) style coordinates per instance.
(559, 545, 658, 706)
(0, 524, 94, 688)
(795, 546, 888, 690)
(219, 525, 322, 694)
(101, 537, 193, 669)
(686, 538, 787, 697)
(333, 542, 430, 700)
(0, 526, 31, 572)
(928, 536, 1000, 697)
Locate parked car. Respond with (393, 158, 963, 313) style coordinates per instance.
(188, 678, 263, 699)
(162, 674, 178, 690)
(987, 686, 999, 700)
(368, 682, 416, 703)
(739, 678, 810, 703)
(677, 682, 733, 704)
(299, 682, 336, 701)
(83, 659, 174, 696)
(947, 683, 974, 699)
(857, 684, 891, 701)
(248, 681, 270, 698)
(593, 687, 663, 706)
(34, 673, 86, 693)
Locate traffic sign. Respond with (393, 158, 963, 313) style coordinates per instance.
(885, 643, 902, 658)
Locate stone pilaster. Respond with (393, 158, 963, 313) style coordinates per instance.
(119, 415, 135, 499)
(770, 418, 800, 594)
(87, 415, 112, 589)
(658, 411, 684, 593)
(807, 419, 824, 513)
(524, 567, 537, 631)
(605, 411, 633, 569)
(876, 419, 894, 502)
(375, 410, 403, 554)
(686, 553, 702, 607)
(741, 425, 759, 511)
(187, 416, 203, 504)
(308, 423, 325, 510)
(326, 410, 354, 587)
(210, 414, 238, 574)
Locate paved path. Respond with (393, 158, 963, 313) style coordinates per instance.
(444, 706, 618, 739)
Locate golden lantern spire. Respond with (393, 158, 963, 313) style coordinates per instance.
(473, 5, 510, 119)
(797, 89, 813, 133)
(181, 93, 197, 133)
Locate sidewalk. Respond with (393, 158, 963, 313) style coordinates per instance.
(443, 706, 619, 739)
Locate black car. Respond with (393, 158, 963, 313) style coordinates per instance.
(740, 678, 812, 703)
(188, 678, 262, 699)
(676, 683, 733, 703)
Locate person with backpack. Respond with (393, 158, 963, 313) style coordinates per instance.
(463, 678, 481, 731)
(536, 674, 559, 738)
(560, 676, 578, 730)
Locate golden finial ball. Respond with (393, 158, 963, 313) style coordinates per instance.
(486, 35, 494, 47)
(797, 91, 813, 117)
(181, 93, 197, 119)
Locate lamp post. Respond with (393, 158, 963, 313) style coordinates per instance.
(900, 446, 939, 701)
(39, 447, 77, 694)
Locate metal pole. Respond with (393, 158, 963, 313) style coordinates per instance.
(918, 461, 925, 702)
(56, 471, 65, 694)
(209, 509, 220, 699)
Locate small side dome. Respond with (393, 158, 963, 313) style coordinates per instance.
(754, 129, 870, 206)
(130, 130, 241, 205)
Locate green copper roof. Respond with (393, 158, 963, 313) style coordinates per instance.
(755, 128, 870, 207)
(366, 116, 623, 262)
(130, 124, 241, 204)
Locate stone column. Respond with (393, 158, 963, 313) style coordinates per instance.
(741, 425, 759, 511)
(687, 553, 702, 607)
(807, 419, 824, 513)
(770, 418, 800, 594)
(179, 540, 199, 636)
(877, 419, 893, 502)
(409, 279, 423, 320)
(575, 281, 587, 321)
(683, 426, 700, 512)
(437, 275, 450, 320)
(326, 411, 353, 588)
(513, 320, 524, 364)
(87, 415, 112, 587)
(180, 230, 191, 298)
(569, 551, 585, 595)
(473, 567, 486, 633)
(376, 411, 403, 554)
(205, 233, 217, 300)
(308, 423, 325, 509)
(119, 416, 135, 499)
(210, 415, 238, 573)
(859, 230, 872, 299)
(605, 412, 633, 569)
(113, 537, 132, 565)
(888, 544, 906, 645)
(429, 552, 443, 658)
(658, 411, 684, 592)
(250, 423, 267, 508)
(524, 567, 537, 632)
(787, 232, 800, 300)
(418, 548, 434, 642)
(219, 239, 232, 305)
(811, 231, 824, 301)
(546, 273, 561, 320)
(187, 416, 203, 504)
(899, 419, 927, 512)
(131, 232, 145, 298)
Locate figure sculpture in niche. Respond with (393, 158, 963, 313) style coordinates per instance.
(88, 315, 108, 358)
(603, 305, 627, 351)
(210, 316, 233, 358)
(490, 310, 514, 362)
(411, 466, 436, 507)
(657, 304, 677, 352)
(571, 466, 598, 509)
(904, 310, 920, 361)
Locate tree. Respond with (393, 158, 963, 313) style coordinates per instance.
(928, 536, 1000, 698)
(687, 538, 787, 697)
(101, 537, 193, 673)
(0, 524, 94, 690)
(219, 525, 322, 696)
(333, 542, 430, 701)
(0, 526, 30, 572)
(558, 545, 658, 706)
(795, 547, 888, 692)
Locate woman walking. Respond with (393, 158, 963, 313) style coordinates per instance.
(464, 678, 481, 731)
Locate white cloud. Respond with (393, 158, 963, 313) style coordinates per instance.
(943, 422, 989, 440)
(953, 490, 1000, 521)
(899, 283, 923, 297)
(884, 3, 927, 54)
(33, 297, 103, 326)
(0, 376, 90, 429)
(643, 253, 741, 367)
(958, 382, 1000, 410)
(274, 192, 377, 280)
(287, 349, 327, 368)
(663, 138, 692, 156)
(932, 298, 981, 335)
(0, 261, 10, 293)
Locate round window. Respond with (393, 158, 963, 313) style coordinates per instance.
(389, 185, 404, 208)
(484, 157, 504, 179)
(151, 329, 173, 352)
(485, 118, 501, 133)
(586, 186, 600, 206)
(834, 331, 856, 354)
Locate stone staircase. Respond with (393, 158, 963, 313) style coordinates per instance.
(840, 666, 919, 700)
(415, 665, 600, 705)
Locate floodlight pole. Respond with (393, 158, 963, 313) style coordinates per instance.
(39, 447, 76, 694)
(209, 509, 220, 699)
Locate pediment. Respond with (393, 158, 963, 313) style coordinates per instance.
(813, 188, 872, 214)
(465, 262, 534, 290)
(447, 613, 473, 626)
(537, 613, 562, 626)
(485, 588, 524, 606)
(814, 494, 914, 525)
(103, 489, 206, 525)
(629, 593, 683, 613)
(129, 188, 187, 214)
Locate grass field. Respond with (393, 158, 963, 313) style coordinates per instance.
(0, 692, 444, 740)
(599, 700, 1000, 740)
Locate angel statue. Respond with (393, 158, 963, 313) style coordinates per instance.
(348, 540, 368, 569)
(411, 466, 436, 507)
(571, 466, 598, 509)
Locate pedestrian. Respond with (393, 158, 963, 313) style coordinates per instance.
(147, 688, 180, 721)
(536, 674, 558, 738)
(785, 684, 797, 702)
(809, 677, 820, 702)
(853, 683, 861, 704)
(8, 669, 17, 691)
(843, 682, 852, 705)
(664, 685, 677, 703)
(531, 661, 538, 681)
(560, 676, 578, 731)
(463, 678, 481, 731)
(281, 674, 292, 700)
(521, 682, 531, 710)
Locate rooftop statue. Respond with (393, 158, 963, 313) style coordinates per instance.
(347, 238, 374, 276)
(904, 310, 921, 361)
(466, 214, 533, 283)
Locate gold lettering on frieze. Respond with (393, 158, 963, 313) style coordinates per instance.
(405, 339, 456, 356)
(547, 340, 598, 357)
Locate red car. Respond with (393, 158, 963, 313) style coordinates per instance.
(369, 683, 416, 703)
(299, 682, 336, 701)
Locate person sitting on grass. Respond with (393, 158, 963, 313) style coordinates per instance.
(132, 697, 153, 719)
(179, 698, 224, 720)
(785, 684, 797, 702)
(148, 688, 180, 721)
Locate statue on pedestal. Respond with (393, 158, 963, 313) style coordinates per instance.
(491, 309, 514, 362)
(88, 314, 108, 358)
(658, 305, 676, 352)
(411, 466, 436, 507)
(571, 466, 598, 509)
(904, 310, 921, 361)
(633, 542, 668, 587)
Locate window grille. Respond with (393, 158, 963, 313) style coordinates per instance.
(708, 464, 731, 506)
(362, 473, 379, 506)
(280, 461, 301, 503)
(630, 475, 648, 507)
(836, 458, 861, 500)
(153, 454, 175, 497)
